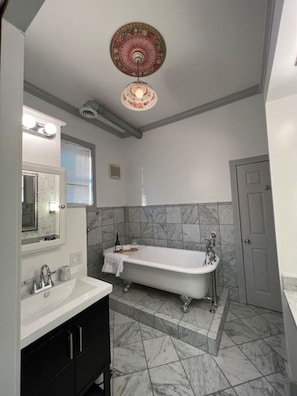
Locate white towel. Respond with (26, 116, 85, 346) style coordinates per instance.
(102, 252, 128, 277)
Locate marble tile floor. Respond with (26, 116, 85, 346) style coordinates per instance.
(108, 301, 289, 396)
(99, 273, 229, 356)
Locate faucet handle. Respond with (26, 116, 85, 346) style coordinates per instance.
(31, 279, 38, 294)
(209, 233, 216, 247)
(40, 274, 45, 288)
(48, 276, 54, 287)
(40, 264, 54, 286)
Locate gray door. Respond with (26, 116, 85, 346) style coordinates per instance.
(237, 160, 281, 312)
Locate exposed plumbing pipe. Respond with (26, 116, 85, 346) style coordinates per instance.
(87, 211, 100, 233)
(79, 101, 143, 139)
(98, 104, 143, 139)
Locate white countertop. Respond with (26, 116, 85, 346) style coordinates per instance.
(284, 290, 297, 327)
(21, 276, 112, 349)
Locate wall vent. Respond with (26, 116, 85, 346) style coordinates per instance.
(110, 164, 121, 180)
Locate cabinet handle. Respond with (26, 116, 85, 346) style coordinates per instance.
(78, 325, 83, 353)
(68, 332, 74, 360)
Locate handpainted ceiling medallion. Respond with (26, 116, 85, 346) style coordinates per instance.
(110, 22, 166, 77)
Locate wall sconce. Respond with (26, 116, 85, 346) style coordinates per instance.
(49, 201, 59, 213)
(22, 113, 57, 139)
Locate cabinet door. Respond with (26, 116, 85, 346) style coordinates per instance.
(21, 325, 75, 396)
(75, 297, 110, 395)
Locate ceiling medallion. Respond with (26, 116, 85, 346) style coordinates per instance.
(110, 22, 166, 77)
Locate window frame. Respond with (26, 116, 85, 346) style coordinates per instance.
(61, 133, 97, 211)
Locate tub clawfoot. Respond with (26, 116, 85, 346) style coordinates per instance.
(123, 281, 132, 293)
(180, 295, 193, 313)
(210, 300, 218, 313)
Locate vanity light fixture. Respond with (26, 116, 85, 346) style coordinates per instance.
(22, 114, 57, 139)
(49, 201, 59, 213)
(22, 114, 36, 129)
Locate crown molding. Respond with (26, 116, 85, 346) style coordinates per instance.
(139, 85, 260, 133)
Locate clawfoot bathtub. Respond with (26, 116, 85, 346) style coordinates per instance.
(103, 245, 220, 312)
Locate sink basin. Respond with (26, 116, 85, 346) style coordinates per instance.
(21, 276, 112, 349)
(22, 278, 96, 326)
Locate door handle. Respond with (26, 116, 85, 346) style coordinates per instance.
(244, 239, 251, 244)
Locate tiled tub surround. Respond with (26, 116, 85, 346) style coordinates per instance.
(87, 207, 128, 279)
(99, 273, 230, 356)
(87, 202, 239, 301)
(109, 301, 288, 396)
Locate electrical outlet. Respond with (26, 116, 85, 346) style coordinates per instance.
(70, 251, 83, 266)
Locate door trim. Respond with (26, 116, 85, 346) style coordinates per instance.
(229, 154, 269, 304)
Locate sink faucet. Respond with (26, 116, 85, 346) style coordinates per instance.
(40, 264, 54, 288)
(29, 265, 54, 294)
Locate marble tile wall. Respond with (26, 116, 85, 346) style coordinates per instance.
(86, 202, 239, 301)
(86, 207, 127, 279)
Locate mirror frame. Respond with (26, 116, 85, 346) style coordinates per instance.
(21, 162, 66, 255)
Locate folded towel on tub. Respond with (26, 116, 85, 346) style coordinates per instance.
(102, 252, 128, 277)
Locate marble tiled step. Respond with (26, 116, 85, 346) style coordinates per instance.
(107, 278, 229, 356)
(109, 301, 288, 396)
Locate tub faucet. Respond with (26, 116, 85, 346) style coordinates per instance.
(204, 233, 217, 266)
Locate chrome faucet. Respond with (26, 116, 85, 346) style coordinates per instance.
(40, 264, 54, 288)
(29, 265, 54, 294)
(204, 233, 217, 266)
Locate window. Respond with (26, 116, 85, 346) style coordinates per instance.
(61, 134, 96, 208)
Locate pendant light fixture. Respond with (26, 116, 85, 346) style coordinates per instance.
(121, 51, 158, 111)
(110, 22, 166, 112)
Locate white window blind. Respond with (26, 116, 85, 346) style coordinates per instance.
(61, 139, 93, 206)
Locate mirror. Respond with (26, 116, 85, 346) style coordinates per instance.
(22, 172, 38, 231)
(22, 162, 66, 254)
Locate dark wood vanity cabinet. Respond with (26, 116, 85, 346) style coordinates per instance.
(21, 296, 110, 396)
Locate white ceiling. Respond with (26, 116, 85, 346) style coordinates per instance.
(24, 0, 270, 136)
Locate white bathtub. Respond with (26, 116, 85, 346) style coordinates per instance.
(103, 245, 220, 309)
